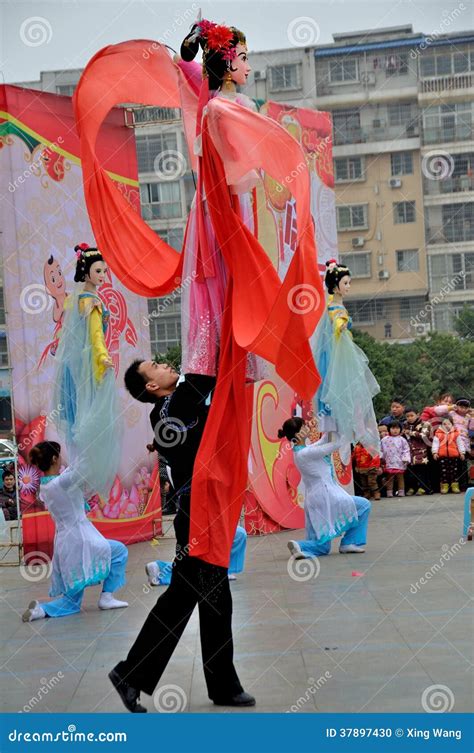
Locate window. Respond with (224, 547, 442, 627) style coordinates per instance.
(391, 152, 413, 175)
(388, 103, 414, 126)
(396, 249, 419, 272)
(400, 297, 427, 320)
(155, 227, 184, 251)
(136, 132, 178, 173)
(269, 64, 301, 91)
(385, 53, 409, 76)
(393, 201, 416, 224)
(140, 181, 182, 219)
(148, 315, 181, 354)
(332, 109, 362, 145)
(420, 50, 474, 78)
(56, 84, 76, 96)
(429, 253, 474, 292)
(433, 303, 467, 333)
(442, 203, 474, 243)
(336, 204, 368, 230)
(339, 252, 371, 278)
(422, 102, 473, 144)
(334, 157, 364, 182)
(345, 299, 385, 325)
(0, 289, 5, 327)
(0, 335, 8, 367)
(329, 59, 358, 83)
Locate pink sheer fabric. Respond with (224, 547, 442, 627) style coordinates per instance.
(181, 91, 264, 379)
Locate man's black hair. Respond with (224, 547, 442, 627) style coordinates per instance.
(124, 359, 155, 404)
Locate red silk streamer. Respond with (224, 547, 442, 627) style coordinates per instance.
(190, 116, 324, 566)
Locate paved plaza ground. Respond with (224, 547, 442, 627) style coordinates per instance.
(1, 493, 472, 714)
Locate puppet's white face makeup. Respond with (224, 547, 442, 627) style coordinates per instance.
(337, 275, 351, 297)
(86, 261, 107, 288)
(229, 43, 250, 86)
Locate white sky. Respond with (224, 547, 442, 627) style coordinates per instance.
(1, 0, 473, 84)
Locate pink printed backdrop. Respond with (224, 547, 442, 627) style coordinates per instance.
(0, 86, 161, 546)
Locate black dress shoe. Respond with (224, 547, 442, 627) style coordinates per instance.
(109, 667, 147, 713)
(212, 691, 256, 707)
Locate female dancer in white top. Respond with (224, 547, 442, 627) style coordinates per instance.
(22, 441, 128, 621)
(277, 418, 371, 557)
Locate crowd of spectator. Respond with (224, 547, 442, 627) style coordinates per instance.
(353, 394, 473, 499)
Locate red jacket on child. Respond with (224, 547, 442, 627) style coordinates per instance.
(353, 444, 381, 471)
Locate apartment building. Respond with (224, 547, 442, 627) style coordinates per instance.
(246, 25, 474, 340)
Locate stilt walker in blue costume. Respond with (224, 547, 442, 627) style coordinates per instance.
(52, 244, 120, 496)
(312, 260, 380, 464)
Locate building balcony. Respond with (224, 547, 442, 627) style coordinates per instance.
(333, 124, 419, 146)
(419, 73, 474, 99)
(422, 124, 473, 145)
(423, 175, 474, 198)
(426, 225, 474, 245)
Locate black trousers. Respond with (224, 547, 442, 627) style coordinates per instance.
(116, 495, 243, 700)
(405, 464, 432, 493)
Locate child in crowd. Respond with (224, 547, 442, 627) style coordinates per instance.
(377, 424, 389, 497)
(432, 417, 465, 494)
(353, 443, 381, 500)
(380, 421, 411, 497)
(403, 408, 433, 496)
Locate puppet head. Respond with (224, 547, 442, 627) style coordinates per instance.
(324, 259, 351, 297)
(180, 19, 250, 90)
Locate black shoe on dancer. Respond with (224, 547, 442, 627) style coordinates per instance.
(212, 691, 256, 707)
(109, 667, 147, 713)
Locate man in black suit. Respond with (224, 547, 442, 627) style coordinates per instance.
(109, 360, 255, 712)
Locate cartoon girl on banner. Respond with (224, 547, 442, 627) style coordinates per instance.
(52, 244, 120, 496)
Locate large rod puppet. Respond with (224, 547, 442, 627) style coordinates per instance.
(73, 18, 325, 567)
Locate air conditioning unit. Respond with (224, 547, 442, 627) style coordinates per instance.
(378, 270, 390, 280)
(414, 323, 431, 336)
(389, 178, 402, 189)
(373, 119, 385, 129)
(406, 125, 419, 137)
(352, 237, 365, 248)
(254, 70, 266, 81)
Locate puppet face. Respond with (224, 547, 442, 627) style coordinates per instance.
(229, 43, 251, 86)
(86, 260, 107, 288)
(337, 274, 351, 297)
(44, 258, 65, 298)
